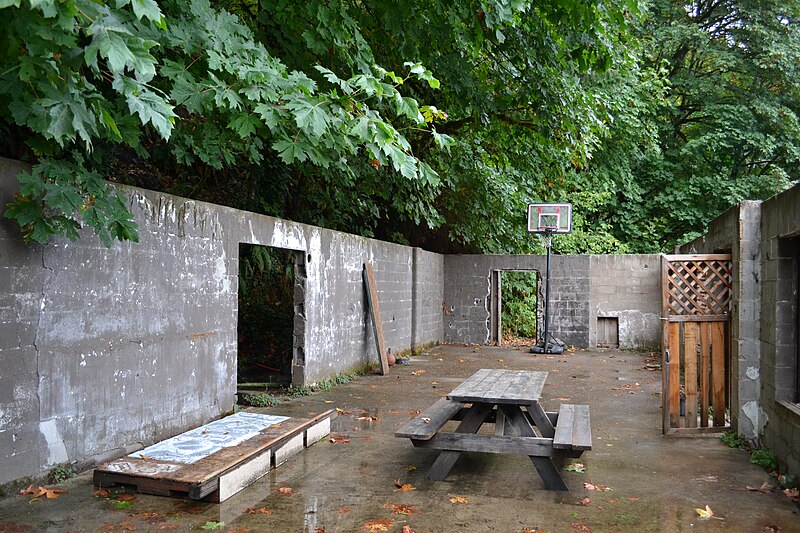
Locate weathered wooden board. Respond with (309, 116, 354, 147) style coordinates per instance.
(684, 322, 698, 428)
(668, 322, 682, 429)
(94, 410, 334, 502)
(700, 323, 710, 427)
(711, 321, 726, 426)
(363, 262, 389, 375)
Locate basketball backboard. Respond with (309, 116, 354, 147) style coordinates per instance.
(527, 203, 572, 234)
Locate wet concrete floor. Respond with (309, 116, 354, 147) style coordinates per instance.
(1, 345, 798, 532)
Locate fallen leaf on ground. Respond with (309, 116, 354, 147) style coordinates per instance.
(522, 528, 547, 533)
(100, 520, 137, 531)
(695, 504, 723, 520)
(227, 528, 251, 533)
(421, 417, 431, 424)
(363, 518, 393, 531)
(745, 482, 775, 493)
(401, 526, 416, 533)
(394, 480, 416, 491)
(384, 503, 418, 516)
(583, 482, 611, 492)
(449, 496, 469, 504)
(277, 487, 294, 496)
(244, 507, 273, 515)
(155, 524, 180, 530)
(93, 488, 111, 497)
(627, 496, 639, 501)
(571, 524, 593, 532)
(403, 465, 416, 472)
(200, 522, 224, 530)
(19, 485, 65, 500)
(355, 416, 378, 422)
(329, 435, 351, 444)
(760, 524, 780, 533)
(784, 488, 800, 502)
(411, 370, 426, 375)
(334, 507, 351, 514)
(116, 494, 136, 502)
(564, 463, 586, 473)
(693, 475, 719, 483)
(578, 498, 591, 506)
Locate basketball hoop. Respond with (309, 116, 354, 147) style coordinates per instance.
(527, 203, 572, 355)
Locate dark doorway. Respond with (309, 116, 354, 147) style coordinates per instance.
(237, 244, 303, 387)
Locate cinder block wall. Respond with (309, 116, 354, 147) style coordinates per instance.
(759, 185, 800, 477)
(588, 255, 661, 350)
(0, 158, 444, 486)
(443, 254, 660, 349)
(679, 201, 762, 441)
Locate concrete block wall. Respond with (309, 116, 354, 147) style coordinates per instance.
(679, 201, 762, 441)
(588, 255, 661, 350)
(443, 254, 659, 350)
(0, 157, 444, 486)
(759, 184, 800, 477)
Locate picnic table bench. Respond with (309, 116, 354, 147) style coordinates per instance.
(395, 368, 591, 491)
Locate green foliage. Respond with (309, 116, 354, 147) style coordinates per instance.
(501, 271, 538, 339)
(48, 463, 77, 484)
(239, 392, 281, 407)
(720, 429, 747, 450)
(750, 448, 778, 471)
(0, 0, 448, 246)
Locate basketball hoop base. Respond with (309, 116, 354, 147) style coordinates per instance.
(530, 343, 564, 355)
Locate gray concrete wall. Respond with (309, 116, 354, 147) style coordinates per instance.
(758, 184, 800, 477)
(588, 255, 661, 350)
(443, 254, 660, 350)
(0, 157, 444, 486)
(679, 201, 763, 441)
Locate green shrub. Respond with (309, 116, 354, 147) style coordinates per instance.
(750, 448, 777, 471)
(501, 271, 538, 339)
(239, 393, 281, 407)
(48, 463, 77, 484)
(720, 429, 747, 450)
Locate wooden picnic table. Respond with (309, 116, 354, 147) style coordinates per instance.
(396, 368, 591, 491)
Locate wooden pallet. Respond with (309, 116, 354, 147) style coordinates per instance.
(94, 410, 334, 502)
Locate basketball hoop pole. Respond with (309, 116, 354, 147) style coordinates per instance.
(531, 231, 563, 355)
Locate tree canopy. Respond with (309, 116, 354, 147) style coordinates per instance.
(1, 0, 797, 252)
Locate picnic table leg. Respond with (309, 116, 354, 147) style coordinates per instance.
(499, 405, 568, 492)
(427, 403, 493, 481)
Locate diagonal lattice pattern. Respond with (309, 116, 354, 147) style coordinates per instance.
(666, 259, 732, 317)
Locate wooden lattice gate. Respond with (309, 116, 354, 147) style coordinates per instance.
(661, 254, 732, 435)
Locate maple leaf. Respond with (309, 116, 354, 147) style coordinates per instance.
(384, 503, 417, 516)
(695, 504, 723, 520)
(277, 487, 294, 495)
(449, 495, 469, 504)
(244, 507, 273, 515)
(363, 518, 393, 531)
(19, 485, 40, 496)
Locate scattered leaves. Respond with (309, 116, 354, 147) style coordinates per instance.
(695, 505, 723, 520)
(564, 463, 586, 473)
(363, 518, 393, 531)
(277, 487, 294, 496)
(244, 507, 273, 515)
(330, 435, 351, 444)
(116, 494, 137, 502)
(93, 488, 111, 497)
(449, 496, 469, 504)
(394, 480, 416, 491)
(200, 522, 225, 530)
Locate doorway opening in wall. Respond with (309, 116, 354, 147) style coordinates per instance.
(237, 244, 305, 401)
(490, 270, 540, 347)
(778, 235, 800, 403)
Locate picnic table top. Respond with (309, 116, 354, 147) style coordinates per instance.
(447, 368, 548, 405)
